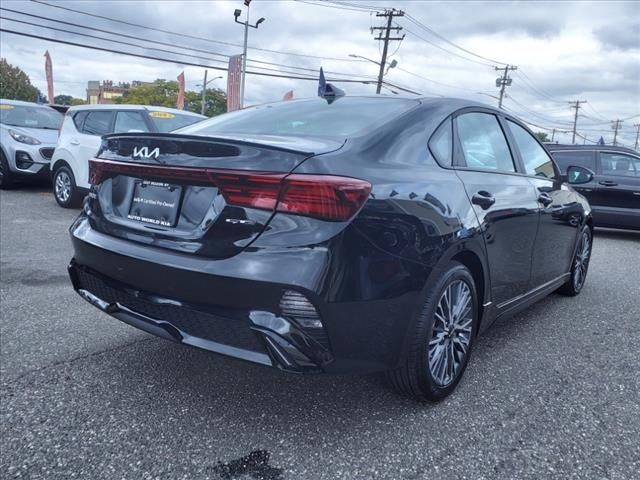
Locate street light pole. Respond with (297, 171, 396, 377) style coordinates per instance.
(240, 2, 250, 108)
(234, 1, 265, 109)
(198, 72, 223, 115)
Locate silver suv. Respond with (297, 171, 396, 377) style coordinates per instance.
(0, 99, 63, 188)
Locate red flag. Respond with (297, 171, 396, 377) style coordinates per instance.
(227, 54, 243, 112)
(283, 90, 294, 101)
(44, 50, 54, 104)
(177, 71, 185, 110)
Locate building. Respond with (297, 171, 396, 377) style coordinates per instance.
(86, 80, 144, 104)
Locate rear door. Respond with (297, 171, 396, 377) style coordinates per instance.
(452, 110, 539, 306)
(505, 120, 581, 287)
(74, 110, 114, 188)
(592, 151, 640, 229)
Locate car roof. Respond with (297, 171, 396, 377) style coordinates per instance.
(66, 104, 206, 118)
(545, 143, 639, 155)
(0, 99, 57, 109)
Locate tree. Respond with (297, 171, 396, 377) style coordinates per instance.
(115, 79, 226, 117)
(54, 94, 85, 106)
(534, 131, 550, 143)
(0, 58, 43, 102)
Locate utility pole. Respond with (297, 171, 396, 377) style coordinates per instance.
(495, 64, 517, 109)
(372, 9, 405, 94)
(569, 100, 587, 144)
(551, 128, 556, 143)
(234, 0, 265, 108)
(611, 119, 623, 146)
(634, 123, 640, 150)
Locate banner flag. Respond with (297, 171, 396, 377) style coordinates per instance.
(283, 90, 294, 101)
(177, 71, 185, 110)
(227, 54, 243, 112)
(44, 50, 54, 104)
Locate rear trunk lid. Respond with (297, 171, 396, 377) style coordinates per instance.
(87, 133, 345, 259)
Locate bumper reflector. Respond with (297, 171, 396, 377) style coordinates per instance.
(279, 290, 323, 329)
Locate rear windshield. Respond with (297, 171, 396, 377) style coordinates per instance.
(0, 103, 63, 129)
(147, 111, 204, 132)
(178, 97, 416, 137)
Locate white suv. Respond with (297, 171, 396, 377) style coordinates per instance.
(51, 105, 205, 207)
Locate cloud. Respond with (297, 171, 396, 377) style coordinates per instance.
(1, 0, 638, 146)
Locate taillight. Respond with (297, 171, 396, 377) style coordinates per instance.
(88, 159, 371, 222)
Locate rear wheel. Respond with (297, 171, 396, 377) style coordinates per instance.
(387, 262, 478, 402)
(557, 226, 592, 296)
(53, 165, 82, 208)
(0, 150, 15, 189)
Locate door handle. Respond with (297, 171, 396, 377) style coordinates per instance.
(70, 139, 80, 146)
(471, 191, 495, 210)
(537, 192, 553, 207)
(598, 181, 618, 187)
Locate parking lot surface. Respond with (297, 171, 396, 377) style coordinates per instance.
(1, 186, 639, 480)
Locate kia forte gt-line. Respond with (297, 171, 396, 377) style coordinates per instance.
(68, 96, 592, 402)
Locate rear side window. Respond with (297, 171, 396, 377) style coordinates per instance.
(456, 113, 515, 172)
(82, 111, 113, 135)
(72, 111, 88, 130)
(600, 153, 640, 177)
(550, 150, 596, 173)
(114, 111, 149, 133)
(507, 120, 556, 178)
(429, 119, 452, 166)
(148, 111, 203, 133)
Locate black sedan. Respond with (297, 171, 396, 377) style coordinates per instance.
(68, 96, 592, 401)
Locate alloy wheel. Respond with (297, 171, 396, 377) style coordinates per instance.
(55, 171, 72, 203)
(428, 280, 473, 386)
(573, 231, 591, 291)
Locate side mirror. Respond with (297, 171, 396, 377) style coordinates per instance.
(566, 165, 594, 185)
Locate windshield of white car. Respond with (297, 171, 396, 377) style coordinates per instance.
(0, 104, 63, 129)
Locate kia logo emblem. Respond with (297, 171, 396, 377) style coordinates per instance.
(133, 146, 160, 159)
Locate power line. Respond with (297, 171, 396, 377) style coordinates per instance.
(405, 13, 509, 66)
(29, 0, 366, 63)
(0, 28, 377, 85)
(0, 8, 378, 80)
(402, 25, 494, 68)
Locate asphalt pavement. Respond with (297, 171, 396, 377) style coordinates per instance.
(1, 186, 639, 480)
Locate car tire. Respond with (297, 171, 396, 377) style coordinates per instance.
(0, 149, 15, 189)
(53, 165, 82, 208)
(386, 262, 478, 402)
(557, 226, 592, 296)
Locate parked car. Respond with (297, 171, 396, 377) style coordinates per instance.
(546, 144, 639, 230)
(0, 99, 63, 188)
(68, 96, 593, 402)
(51, 105, 206, 207)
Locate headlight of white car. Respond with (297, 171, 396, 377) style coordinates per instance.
(8, 129, 42, 145)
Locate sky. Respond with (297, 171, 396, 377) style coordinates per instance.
(1, 0, 639, 147)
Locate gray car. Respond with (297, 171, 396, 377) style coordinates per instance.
(0, 99, 63, 188)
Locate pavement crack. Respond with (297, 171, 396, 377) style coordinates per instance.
(1, 337, 156, 386)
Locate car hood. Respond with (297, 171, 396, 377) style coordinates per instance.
(2, 125, 59, 145)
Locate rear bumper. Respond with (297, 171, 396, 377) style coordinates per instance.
(69, 216, 421, 374)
